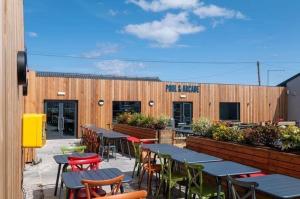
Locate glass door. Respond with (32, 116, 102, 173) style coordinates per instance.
(173, 102, 193, 127)
(44, 100, 77, 139)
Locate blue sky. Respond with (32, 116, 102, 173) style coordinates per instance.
(25, 0, 300, 85)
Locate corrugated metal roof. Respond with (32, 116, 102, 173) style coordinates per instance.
(36, 71, 161, 81)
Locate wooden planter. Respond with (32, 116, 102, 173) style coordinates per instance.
(113, 124, 158, 139)
(186, 136, 300, 178)
(113, 124, 175, 144)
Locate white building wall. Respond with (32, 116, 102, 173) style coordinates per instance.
(286, 76, 300, 124)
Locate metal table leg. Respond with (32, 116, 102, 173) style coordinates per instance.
(216, 176, 222, 199)
(126, 139, 131, 159)
(54, 164, 62, 196)
(119, 138, 124, 156)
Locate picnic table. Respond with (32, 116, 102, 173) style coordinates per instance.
(201, 161, 261, 198)
(62, 168, 131, 198)
(142, 144, 222, 163)
(53, 153, 98, 196)
(238, 174, 300, 199)
(96, 128, 129, 161)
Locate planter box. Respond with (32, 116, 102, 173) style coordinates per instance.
(113, 124, 158, 139)
(113, 124, 175, 144)
(186, 136, 300, 178)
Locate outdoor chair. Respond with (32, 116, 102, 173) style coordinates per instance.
(155, 153, 186, 199)
(61, 155, 102, 199)
(125, 136, 141, 159)
(138, 148, 161, 194)
(185, 162, 225, 199)
(61, 145, 87, 154)
(99, 133, 117, 161)
(82, 175, 124, 199)
(227, 175, 258, 199)
(98, 190, 147, 199)
(132, 141, 142, 178)
(68, 155, 101, 171)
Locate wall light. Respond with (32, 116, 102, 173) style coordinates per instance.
(149, 100, 155, 107)
(98, 99, 104, 106)
(57, 91, 65, 96)
(17, 51, 27, 85)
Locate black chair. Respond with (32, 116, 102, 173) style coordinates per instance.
(98, 133, 116, 161)
(227, 175, 258, 199)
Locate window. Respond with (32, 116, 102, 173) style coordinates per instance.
(112, 101, 141, 122)
(220, 102, 240, 121)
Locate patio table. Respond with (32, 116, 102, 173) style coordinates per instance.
(53, 152, 98, 196)
(237, 174, 300, 199)
(201, 161, 261, 199)
(96, 128, 129, 160)
(142, 144, 222, 163)
(62, 168, 131, 198)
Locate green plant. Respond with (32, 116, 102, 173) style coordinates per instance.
(192, 117, 212, 137)
(279, 125, 300, 151)
(140, 116, 155, 129)
(116, 112, 132, 124)
(128, 113, 143, 126)
(154, 115, 170, 130)
(212, 124, 243, 143)
(243, 125, 280, 147)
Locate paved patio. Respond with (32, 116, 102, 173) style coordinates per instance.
(23, 139, 185, 199)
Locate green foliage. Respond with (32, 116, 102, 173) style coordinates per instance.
(279, 125, 300, 151)
(117, 112, 170, 130)
(154, 115, 170, 130)
(212, 124, 244, 143)
(116, 112, 132, 124)
(128, 113, 144, 126)
(243, 125, 280, 147)
(192, 117, 212, 137)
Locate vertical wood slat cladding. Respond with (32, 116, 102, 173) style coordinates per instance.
(25, 71, 287, 137)
(0, 0, 24, 198)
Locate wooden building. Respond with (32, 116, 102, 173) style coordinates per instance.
(25, 71, 287, 138)
(0, 0, 25, 198)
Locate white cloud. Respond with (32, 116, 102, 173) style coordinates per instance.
(193, 4, 246, 19)
(95, 59, 145, 75)
(124, 12, 204, 47)
(108, 9, 118, 16)
(127, 0, 199, 12)
(28, 32, 38, 38)
(82, 43, 119, 58)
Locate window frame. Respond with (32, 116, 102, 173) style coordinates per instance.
(219, 102, 241, 121)
(112, 101, 141, 122)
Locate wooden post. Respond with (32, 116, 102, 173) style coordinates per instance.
(0, 0, 25, 197)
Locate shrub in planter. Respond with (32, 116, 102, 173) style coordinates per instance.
(128, 113, 144, 126)
(192, 117, 212, 137)
(279, 125, 300, 151)
(243, 125, 280, 147)
(140, 116, 155, 129)
(243, 127, 260, 145)
(154, 115, 170, 130)
(116, 112, 132, 124)
(259, 125, 280, 147)
(212, 124, 244, 143)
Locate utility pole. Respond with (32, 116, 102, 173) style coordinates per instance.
(257, 61, 261, 86)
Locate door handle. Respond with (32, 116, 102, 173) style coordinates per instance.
(58, 117, 61, 131)
(61, 117, 64, 130)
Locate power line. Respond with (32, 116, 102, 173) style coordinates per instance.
(28, 52, 300, 65)
(28, 52, 256, 64)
